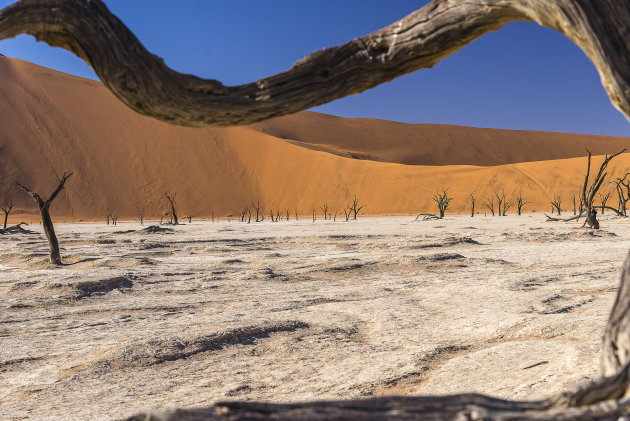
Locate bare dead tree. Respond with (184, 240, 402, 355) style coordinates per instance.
(343, 208, 350, 222)
(482, 197, 495, 217)
(251, 201, 263, 222)
(186, 214, 192, 223)
(294, 208, 298, 221)
(286, 209, 290, 221)
(1, 200, 14, 232)
(582, 149, 626, 229)
(502, 196, 513, 216)
(312, 208, 316, 222)
(432, 189, 452, 219)
(515, 193, 529, 216)
(111, 214, 119, 225)
(570, 191, 579, 216)
(347, 195, 366, 220)
(600, 191, 611, 215)
(137, 207, 145, 225)
(164, 192, 179, 225)
(320, 201, 329, 220)
(550, 193, 562, 216)
(468, 192, 475, 217)
(15, 171, 72, 265)
(493, 189, 504, 216)
(612, 176, 630, 216)
(269, 209, 276, 222)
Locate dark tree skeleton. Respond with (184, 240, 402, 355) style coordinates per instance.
(4, 0, 630, 418)
(15, 172, 72, 265)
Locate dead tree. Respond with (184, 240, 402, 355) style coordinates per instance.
(612, 176, 630, 216)
(15, 171, 72, 265)
(493, 189, 504, 216)
(320, 201, 329, 220)
(582, 149, 626, 229)
(515, 193, 529, 216)
(482, 197, 495, 217)
(269, 209, 276, 222)
(347, 195, 365, 220)
(550, 193, 562, 216)
(294, 209, 299, 221)
(164, 192, 179, 225)
(502, 196, 513, 216)
(251, 201, 263, 222)
(570, 191, 579, 216)
(312, 208, 316, 222)
(1, 200, 14, 232)
(286, 209, 290, 221)
(137, 207, 145, 225)
(186, 214, 192, 223)
(468, 192, 475, 217)
(432, 189, 452, 219)
(343, 208, 350, 222)
(600, 191, 612, 215)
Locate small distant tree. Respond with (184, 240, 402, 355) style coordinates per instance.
(1, 201, 14, 232)
(186, 214, 192, 223)
(570, 191, 578, 216)
(137, 207, 145, 225)
(482, 197, 495, 216)
(286, 209, 290, 221)
(312, 208, 316, 222)
(515, 193, 529, 216)
(164, 192, 179, 225)
(493, 189, 504, 216)
(468, 192, 475, 217)
(320, 201, 330, 220)
(432, 189, 453, 219)
(269, 209, 276, 222)
(502, 196, 513, 216)
(15, 171, 73, 265)
(550, 193, 562, 216)
(347, 195, 366, 220)
(251, 201, 263, 222)
(294, 208, 299, 221)
(343, 208, 350, 221)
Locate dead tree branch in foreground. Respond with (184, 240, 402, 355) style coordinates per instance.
(127, 250, 630, 419)
(5, 1, 630, 128)
(582, 149, 626, 229)
(15, 171, 72, 265)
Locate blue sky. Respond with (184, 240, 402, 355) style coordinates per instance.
(1, 0, 629, 136)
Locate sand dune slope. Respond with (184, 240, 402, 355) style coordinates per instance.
(1, 56, 630, 220)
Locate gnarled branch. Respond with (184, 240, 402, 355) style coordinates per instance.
(3, 1, 630, 126)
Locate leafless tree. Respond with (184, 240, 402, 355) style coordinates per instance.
(502, 196, 513, 216)
(582, 149, 626, 229)
(137, 207, 145, 225)
(294, 208, 298, 221)
(164, 192, 179, 225)
(347, 195, 366, 220)
(570, 191, 579, 216)
(343, 208, 350, 222)
(185, 214, 192, 223)
(611, 176, 630, 216)
(15, 171, 72, 265)
(515, 193, 529, 216)
(493, 189, 504, 216)
(320, 201, 330, 220)
(286, 209, 290, 221)
(1, 200, 14, 232)
(251, 201, 263, 222)
(550, 193, 562, 216)
(312, 208, 316, 222)
(468, 192, 475, 217)
(432, 189, 452, 219)
(599, 191, 612, 215)
(482, 197, 495, 217)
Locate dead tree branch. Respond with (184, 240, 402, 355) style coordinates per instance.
(6, 1, 630, 127)
(164, 192, 179, 225)
(582, 149, 626, 229)
(432, 189, 452, 219)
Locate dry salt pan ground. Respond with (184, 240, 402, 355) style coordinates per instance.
(1, 214, 629, 420)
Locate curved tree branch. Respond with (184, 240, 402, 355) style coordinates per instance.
(2, 0, 630, 127)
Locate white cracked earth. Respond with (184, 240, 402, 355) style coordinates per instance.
(1, 214, 628, 420)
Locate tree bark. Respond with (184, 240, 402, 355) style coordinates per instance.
(15, 172, 72, 265)
(3, 1, 630, 127)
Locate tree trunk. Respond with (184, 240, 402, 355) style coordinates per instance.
(39, 202, 61, 265)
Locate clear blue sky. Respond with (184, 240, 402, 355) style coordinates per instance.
(1, 0, 629, 136)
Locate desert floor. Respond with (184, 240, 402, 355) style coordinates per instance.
(1, 214, 629, 420)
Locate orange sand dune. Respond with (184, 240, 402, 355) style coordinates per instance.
(250, 111, 630, 166)
(1, 55, 630, 221)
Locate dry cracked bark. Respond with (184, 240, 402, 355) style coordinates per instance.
(2, 1, 630, 127)
(4, 0, 630, 418)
